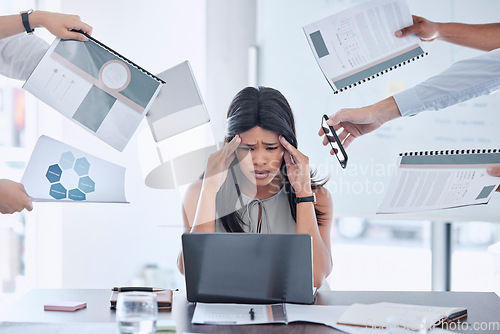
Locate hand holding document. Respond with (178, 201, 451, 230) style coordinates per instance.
(21, 136, 127, 203)
(23, 35, 163, 151)
(378, 150, 500, 213)
(303, 0, 426, 93)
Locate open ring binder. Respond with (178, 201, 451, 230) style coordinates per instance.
(303, 0, 428, 94)
(73, 30, 166, 84)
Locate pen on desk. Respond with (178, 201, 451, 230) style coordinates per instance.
(112, 287, 165, 292)
(249, 308, 255, 320)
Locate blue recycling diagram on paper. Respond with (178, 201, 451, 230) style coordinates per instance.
(45, 151, 95, 201)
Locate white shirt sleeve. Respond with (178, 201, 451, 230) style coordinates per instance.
(393, 48, 500, 117)
(0, 33, 49, 81)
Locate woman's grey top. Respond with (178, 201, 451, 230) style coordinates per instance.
(215, 187, 296, 233)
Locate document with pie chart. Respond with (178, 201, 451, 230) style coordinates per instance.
(23, 37, 164, 151)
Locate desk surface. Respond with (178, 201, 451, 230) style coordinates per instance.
(1, 289, 499, 333)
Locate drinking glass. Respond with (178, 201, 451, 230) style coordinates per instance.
(116, 291, 158, 334)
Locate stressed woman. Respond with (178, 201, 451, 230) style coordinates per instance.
(178, 86, 333, 288)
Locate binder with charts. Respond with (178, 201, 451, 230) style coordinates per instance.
(303, 0, 427, 94)
(378, 149, 500, 214)
(23, 33, 164, 151)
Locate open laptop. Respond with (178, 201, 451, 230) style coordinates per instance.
(182, 233, 316, 304)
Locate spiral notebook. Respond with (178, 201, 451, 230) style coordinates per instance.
(378, 149, 500, 214)
(303, 0, 427, 94)
(24, 33, 164, 151)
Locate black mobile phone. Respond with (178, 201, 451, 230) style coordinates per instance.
(321, 114, 348, 169)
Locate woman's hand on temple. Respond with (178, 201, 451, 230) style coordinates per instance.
(279, 136, 312, 197)
(202, 135, 241, 194)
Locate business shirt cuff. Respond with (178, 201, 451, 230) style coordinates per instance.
(393, 88, 424, 117)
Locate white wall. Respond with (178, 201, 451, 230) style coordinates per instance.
(205, 0, 257, 142)
(31, 0, 207, 289)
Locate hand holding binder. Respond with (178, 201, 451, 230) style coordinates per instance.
(304, 0, 427, 94)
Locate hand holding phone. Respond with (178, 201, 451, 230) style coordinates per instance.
(321, 114, 348, 168)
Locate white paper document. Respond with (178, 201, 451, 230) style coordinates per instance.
(191, 303, 459, 334)
(146, 61, 210, 142)
(338, 302, 467, 331)
(21, 135, 127, 203)
(192, 302, 346, 327)
(23, 37, 163, 151)
(378, 151, 500, 213)
(303, 0, 425, 93)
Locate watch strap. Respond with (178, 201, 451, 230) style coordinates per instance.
(21, 9, 35, 34)
(294, 193, 316, 204)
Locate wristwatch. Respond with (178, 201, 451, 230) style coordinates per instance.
(294, 193, 316, 204)
(20, 9, 35, 35)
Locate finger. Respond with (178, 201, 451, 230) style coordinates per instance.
(337, 128, 349, 143)
(326, 109, 356, 127)
(322, 135, 330, 146)
(221, 135, 240, 160)
(487, 166, 500, 177)
(25, 199, 33, 212)
(220, 135, 237, 155)
(74, 22, 93, 35)
(20, 183, 29, 196)
(318, 114, 334, 136)
(69, 22, 93, 40)
(342, 133, 356, 149)
(227, 135, 241, 154)
(62, 30, 89, 41)
(283, 150, 293, 169)
(224, 153, 236, 169)
(279, 136, 304, 164)
(395, 23, 420, 38)
(319, 123, 340, 136)
(279, 135, 297, 154)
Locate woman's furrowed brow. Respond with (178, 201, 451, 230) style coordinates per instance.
(240, 141, 278, 146)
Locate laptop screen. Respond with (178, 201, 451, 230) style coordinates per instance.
(182, 233, 315, 304)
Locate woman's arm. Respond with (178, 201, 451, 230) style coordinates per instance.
(177, 136, 241, 274)
(295, 187, 334, 288)
(279, 136, 333, 287)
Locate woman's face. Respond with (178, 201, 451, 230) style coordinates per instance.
(234, 126, 285, 187)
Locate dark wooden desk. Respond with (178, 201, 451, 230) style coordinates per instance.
(1, 289, 499, 333)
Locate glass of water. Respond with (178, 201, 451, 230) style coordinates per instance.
(116, 291, 158, 334)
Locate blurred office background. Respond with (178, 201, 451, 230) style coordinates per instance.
(1, 0, 499, 311)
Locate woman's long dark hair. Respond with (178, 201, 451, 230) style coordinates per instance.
(216, 86, 327, 232)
